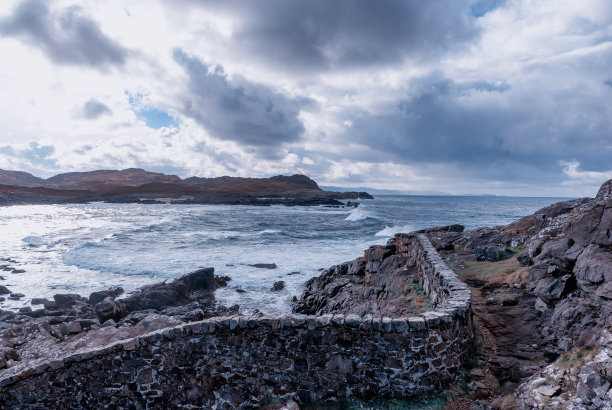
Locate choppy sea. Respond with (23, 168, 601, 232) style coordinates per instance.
(0, 196, 568, 314)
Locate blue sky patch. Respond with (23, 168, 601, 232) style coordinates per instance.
(126, 91, 178, 129)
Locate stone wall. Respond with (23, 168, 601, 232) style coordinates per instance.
(0, 234, 473, 408)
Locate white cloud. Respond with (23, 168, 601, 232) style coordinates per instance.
(0, 0, 610, 197)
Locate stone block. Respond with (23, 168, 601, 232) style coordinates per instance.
(345, 314, 361, 328)
(392, 318, 409, 332)
(382, 317, 393, 333)
(408, 317, 426, 331)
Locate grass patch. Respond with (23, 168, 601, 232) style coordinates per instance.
(456, 257, 529, 288)
(555, 347, 596, 370)
(404, 279, 432, 313)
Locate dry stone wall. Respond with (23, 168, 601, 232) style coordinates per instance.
(0, 234, 473, 408)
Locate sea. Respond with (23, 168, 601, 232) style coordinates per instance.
(0, 195, 568, 314)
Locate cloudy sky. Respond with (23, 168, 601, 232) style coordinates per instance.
(0, 0, 611, 196)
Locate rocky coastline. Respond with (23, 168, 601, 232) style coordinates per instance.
(0, 179, 611, 408)
(0, 169, 373, 207)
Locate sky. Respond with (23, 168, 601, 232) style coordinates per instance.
(0, 0, 611, 196)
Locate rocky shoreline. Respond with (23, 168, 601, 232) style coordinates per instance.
(0, 268, 238, 376)
(0, 179, 611, 408)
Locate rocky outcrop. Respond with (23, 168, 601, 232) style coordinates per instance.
(419, 179, 612, 407)
(0, 267, 234, 377)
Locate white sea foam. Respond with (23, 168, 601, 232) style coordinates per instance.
(345, 208, 374, 221)
(375, 225, 414, 237)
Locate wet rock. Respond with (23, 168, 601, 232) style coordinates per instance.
(88, 287, 124, 305)
(249, 263, 277, 269)
(43, 300, 57, 309)
(30, 298, 50, 305)
(11, 269, 25, 274)
(18, 307, 31, 313)
(215, 275, 231, 287)
(95, 297, 128, 322)
(53, 294, 83, 306)
(271, 281, 285, 292)
(0, 285, 11, 295)
(287, 271, 301, 276)
(8, 293, 24, 300)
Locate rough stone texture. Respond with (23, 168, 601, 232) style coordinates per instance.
(0, 235, 473, 407)
(518, 329, 612, 409)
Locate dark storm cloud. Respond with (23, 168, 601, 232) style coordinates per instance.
(82, 98, 112, 119)
(173, 50, 314, 153)
(0, 0, 127, 69)
(182, 0, 479, 71)
(344, 76, 612, 183)
(605, 79, 612, 88)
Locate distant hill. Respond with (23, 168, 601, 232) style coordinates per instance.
(0, 168, 372, 206)
(44, 168, 183, 190)
(0, 170, 45, 187)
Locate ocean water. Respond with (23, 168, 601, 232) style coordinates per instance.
(0, 196, 568, 314)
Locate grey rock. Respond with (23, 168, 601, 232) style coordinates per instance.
(249, 263, 277, 269)
(53, 294, 83, 306)
(271, 281, 285, 292)
(88, 287, 124, 305)
(60, 321, 82, 335)
(95, 297, 128, 322)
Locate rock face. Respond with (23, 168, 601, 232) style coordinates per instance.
(293, 243, 420, 316)
(424, 178, 612, 407)
(122, 268, 215, 311)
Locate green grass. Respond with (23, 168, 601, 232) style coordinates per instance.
(404, 279, 432, 313)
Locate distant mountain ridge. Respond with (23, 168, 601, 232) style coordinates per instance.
(321, 185, 449, 196)
(0, 168, 372, 206)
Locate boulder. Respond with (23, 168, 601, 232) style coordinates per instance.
(215, 275, 231, 287)
(53, 293, 83, 306)
(534, 274, 576, 304)
(60, 321, 82, 335)
(95, 297, 128, 322)
(0, 285, 11, 295)
(475, 245, 505, 262)
(184, 267, 216, 291)
(517, 252, 533, 266)
(88, 287, 124, 305)
(122, 268, 215, 311)
(271, 281, 285, 291)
